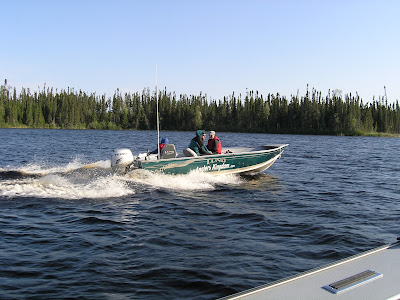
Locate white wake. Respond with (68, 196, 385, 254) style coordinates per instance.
(0, 158, 243, 199)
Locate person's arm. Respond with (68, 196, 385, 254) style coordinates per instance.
(194, 146, 201, 156)
(201, 144, 212, 155)
(149, 147, 158, 154)
(189, 140, 201, 156)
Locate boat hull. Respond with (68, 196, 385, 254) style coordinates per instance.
(137, 144, 287, 175)
(219, 241, 400, 300)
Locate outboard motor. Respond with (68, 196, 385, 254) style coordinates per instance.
(111, 149, 134, 169)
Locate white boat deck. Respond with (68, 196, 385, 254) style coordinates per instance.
(220, 241, 400, 300)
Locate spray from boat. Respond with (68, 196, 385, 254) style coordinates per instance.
(0, 157, 242, 199)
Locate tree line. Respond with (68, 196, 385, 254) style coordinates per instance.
(1, 79, 399, 135)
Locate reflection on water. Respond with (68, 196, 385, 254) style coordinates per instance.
(240, 173, 284, 192)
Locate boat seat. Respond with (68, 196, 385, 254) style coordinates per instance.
(160, 144, 177, 159)
(183, 148, 197, 157)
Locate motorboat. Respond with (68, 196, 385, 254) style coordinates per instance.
(111, 144, 288, 175)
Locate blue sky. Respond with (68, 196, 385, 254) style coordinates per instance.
(1, 0, 399, 103)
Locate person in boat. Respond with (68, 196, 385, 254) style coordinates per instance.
(207, 131, 222, 154)
(188, 130, 212, 156)
(150, 137, 169, 154)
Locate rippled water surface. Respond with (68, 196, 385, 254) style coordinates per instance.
(1, 129, 399, 299)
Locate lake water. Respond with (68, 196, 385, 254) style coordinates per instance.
(1, 128, 399, 299)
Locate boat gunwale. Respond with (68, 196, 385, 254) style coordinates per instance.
(218, 241, 400, 300)
(140, 144, 288, 164)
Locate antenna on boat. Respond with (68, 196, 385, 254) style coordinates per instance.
(156, 65, 160, 159)
(384, 86, 387, 103)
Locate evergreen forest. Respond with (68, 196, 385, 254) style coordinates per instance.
(1, 79, 399, 136)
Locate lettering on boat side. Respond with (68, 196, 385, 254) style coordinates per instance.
(195, 163, 235, 172)
(207, 157, 226, 164)
(212, 163, 234, 171)
(155, 158, 235, 173)
(196, 165, 212, 172)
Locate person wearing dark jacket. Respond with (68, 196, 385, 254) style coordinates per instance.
(188, 130, 212, 156)
(207, 131, 222, 154)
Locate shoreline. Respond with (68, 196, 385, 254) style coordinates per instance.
(1, 126, 399, 138)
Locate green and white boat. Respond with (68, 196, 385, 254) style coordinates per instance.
(111, 144, 288, 175)
(111, 78, 288, 176)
